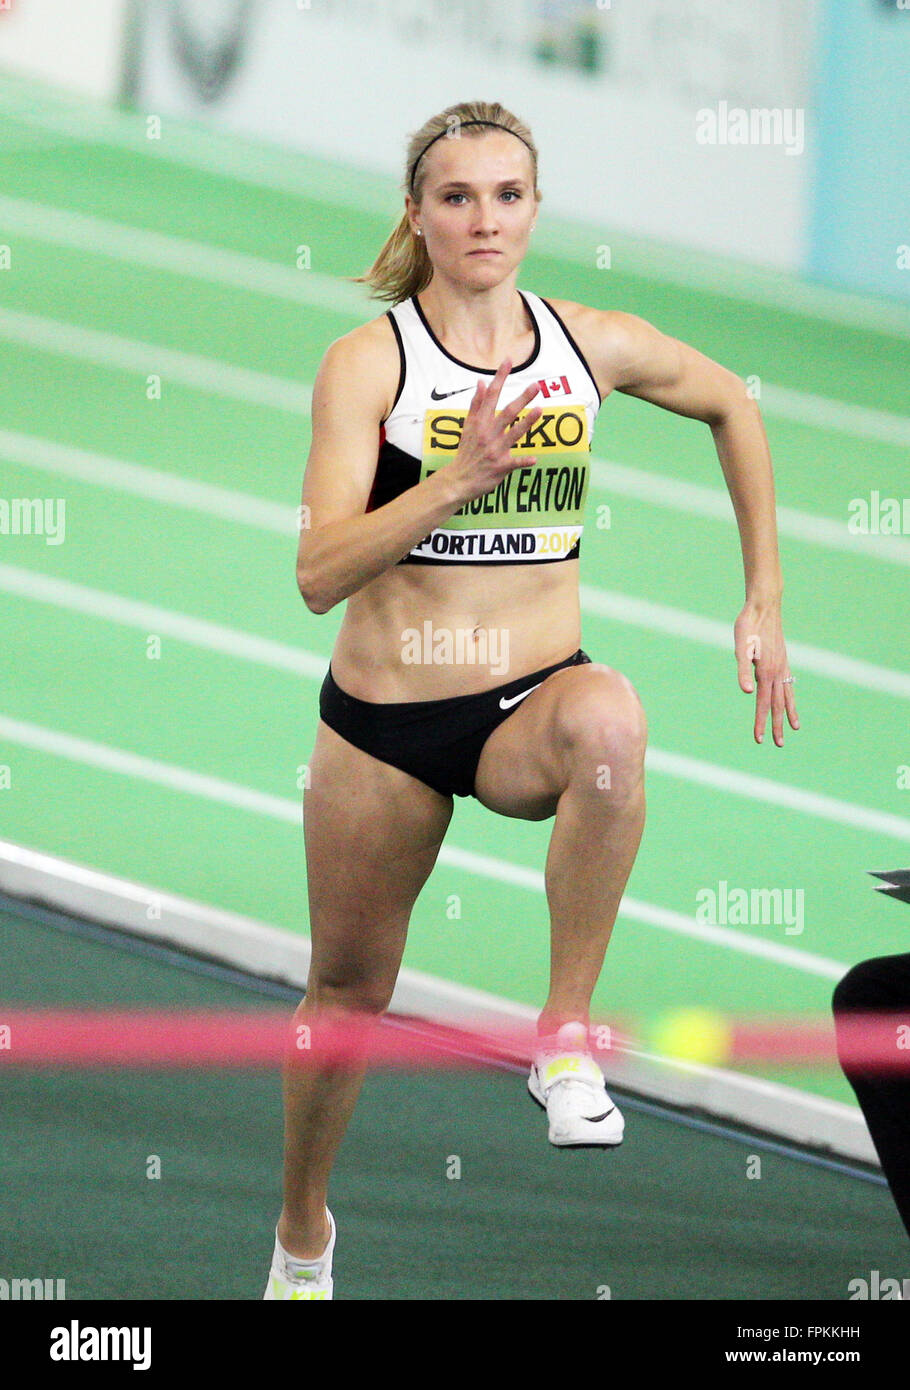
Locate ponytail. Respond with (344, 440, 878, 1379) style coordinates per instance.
(350, 208, 433, 305)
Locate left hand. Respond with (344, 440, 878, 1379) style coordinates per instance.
(734, 600, 800, 746)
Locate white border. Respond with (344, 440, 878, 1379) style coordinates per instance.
(0, 838, 877, 1166)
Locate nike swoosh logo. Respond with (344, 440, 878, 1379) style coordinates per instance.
(582, 1108, 615, 1123)
(430, 385, 474, 400)
(499, 681, 543, 711)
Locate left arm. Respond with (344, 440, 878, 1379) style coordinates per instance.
(573, 305, 799, 747)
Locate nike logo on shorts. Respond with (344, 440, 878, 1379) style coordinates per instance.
(499, 681, 544, 711)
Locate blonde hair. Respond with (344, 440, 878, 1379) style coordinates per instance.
(351, 100, 541, 305)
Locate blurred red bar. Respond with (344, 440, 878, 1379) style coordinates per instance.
(0, 1009, 292, 1068)
(0, 1009, 631, 1070)
(730, 1014, 910, 1070)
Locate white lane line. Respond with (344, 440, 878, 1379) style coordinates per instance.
(1, 91, 907, 340)
(0, 307, 312, 414)
(2, 195, 910, 446)
(760, 383, 910, 450)
(0, 193, 371, 317)
(0, 428, 295, 534)
(590, 458, 910, 569)
(425, 845, 849, 980)
(0, 86, 397, 218)
(0, 715, 299, 824)
(552, 226, 910, 343)
(0, 565, 325, 677)
(1, 561, 907, 702)
(579, 586, 910, 700)
(4, 422, 909, 569)
(0, 714, 852, 981)
(1, 574, 908, 844)
(646, 748, 910, 845)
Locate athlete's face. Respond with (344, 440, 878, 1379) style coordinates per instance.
(409, 133, 538, 285)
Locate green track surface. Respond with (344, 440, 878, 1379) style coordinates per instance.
(2, 77, 910, 1130)
(2, 903, 906, 1301)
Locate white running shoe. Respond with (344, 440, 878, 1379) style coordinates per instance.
(263, 1210, 336, 1300)
(528, 1022, 624, 1148)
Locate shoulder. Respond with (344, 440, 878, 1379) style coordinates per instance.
(540, 298, 657, 397)
(316, 312, 402, 423)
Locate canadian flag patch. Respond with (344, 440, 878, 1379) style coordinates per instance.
(537, 375, 570, 398)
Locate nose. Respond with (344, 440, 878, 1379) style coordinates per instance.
(470, 198, 499, 235)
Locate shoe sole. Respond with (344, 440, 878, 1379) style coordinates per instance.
(264, 1275, 333, 1300)
(527, 1076, 624, 1149)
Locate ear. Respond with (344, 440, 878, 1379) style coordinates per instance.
(404, 195, 421, 238)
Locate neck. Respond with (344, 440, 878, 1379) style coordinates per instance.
(417, 275, 527, 361)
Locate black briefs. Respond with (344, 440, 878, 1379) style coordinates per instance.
(318, 648, 592, 799)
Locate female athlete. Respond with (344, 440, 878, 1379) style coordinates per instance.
(264, 99, 799, 1300)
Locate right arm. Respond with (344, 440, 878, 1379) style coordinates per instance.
(296, 334, 542, 614)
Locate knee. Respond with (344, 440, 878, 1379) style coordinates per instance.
(305, 971, 396, 1017)
(556, 668, 648, 790)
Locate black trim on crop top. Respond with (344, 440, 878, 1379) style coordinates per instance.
(381, 311, 407, 425)
(538, 297, 603, 408)
(410, 289, 542, 375)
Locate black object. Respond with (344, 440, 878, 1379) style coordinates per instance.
(833, 869, 910, 1240)
(869, 868, 910, 905)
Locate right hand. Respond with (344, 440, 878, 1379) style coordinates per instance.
(445, 360, 542, 504)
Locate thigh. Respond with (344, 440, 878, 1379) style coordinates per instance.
(474, 661, 647, 821)
(304, 719, 454, 1004)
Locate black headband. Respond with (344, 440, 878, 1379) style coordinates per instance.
(408, 120, 534, 194)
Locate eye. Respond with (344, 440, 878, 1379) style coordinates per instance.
(442, 190, 523, 204)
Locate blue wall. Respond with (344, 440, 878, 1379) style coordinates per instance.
(808, 0, 910, 302)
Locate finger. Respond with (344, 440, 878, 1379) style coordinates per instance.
(494, 379, 541, 434)
(771, 679, 785, 747)
(515, 378, 542, 407)
(466, 379, 486, 416)
(754, 677, 772, 744)
(479, 360, 512, 419)
(503, 405, 542, 449)
(784, 681, 800, 730)
(736, 631, 761, 694)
